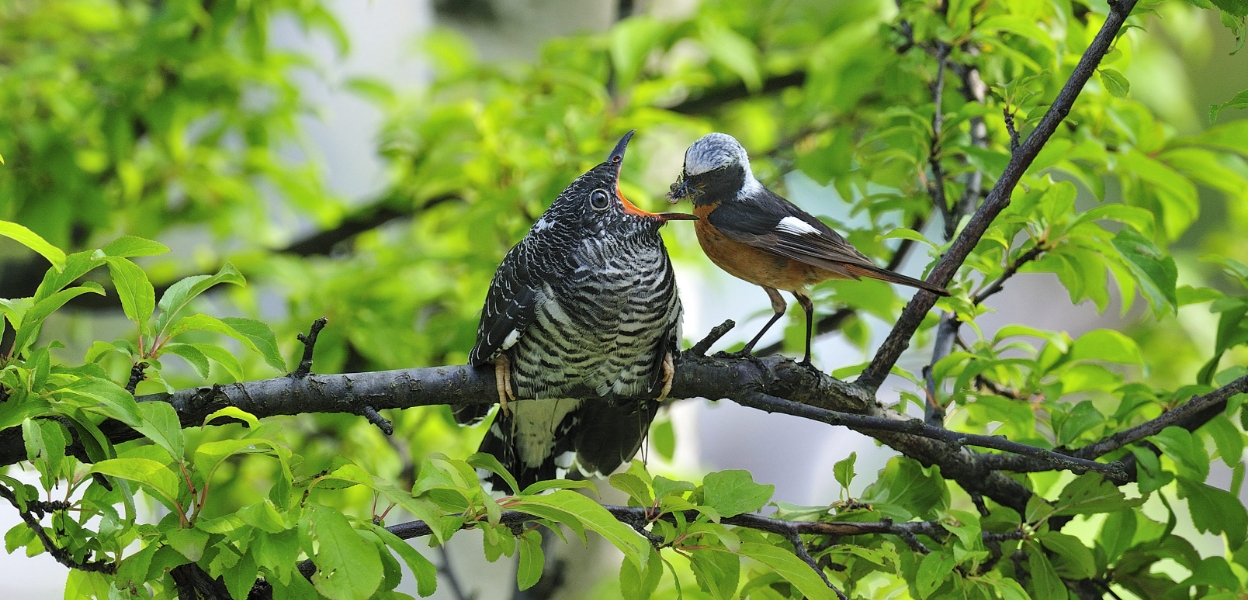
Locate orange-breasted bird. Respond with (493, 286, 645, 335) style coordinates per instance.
(668, 132, 948, 365)
(457, 130, 697, 494)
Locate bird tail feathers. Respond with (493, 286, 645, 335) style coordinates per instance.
(843, 263, 949, 296)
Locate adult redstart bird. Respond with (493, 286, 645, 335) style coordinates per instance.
(668, 132, 948, 365)
(458, 130, 697, 493)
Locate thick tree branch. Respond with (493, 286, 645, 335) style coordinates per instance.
(857, 0, 1140, 392)
(0, 348, 1122, 515)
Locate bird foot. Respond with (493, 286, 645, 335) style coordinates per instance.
(656, 352, 675, 403)
(494, 356, 515, 416)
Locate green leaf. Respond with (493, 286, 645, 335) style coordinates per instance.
(1180, 556, 1240, 590)
(194, 438, 281, 486)
(223, 549, 258, 600)
(651, 417, 675, 462)
(0, 221, 66, 271)
(1176, 476, 1248, 550)
(1099, 510, 1137, 563)
(620, 548, 663, 600)
(103, 257, 155, 335)
(1027, 546, 1066, 600)
(89, 458, 181, 509)
(690, 546, 739, 599)
(60, 376, 142, 427)
(165, 527, 210, 562)
(860, 457, 948, 520)
(1151, 426, 1210, 482)
(610, 472, 655, 507)
(203, 406, 260, 429)
(1068, 329, 1144, 367)
(153, 263, 246, 341)
(1215, 1, 1248, 19)
(307, 505, 384, 600)
(134, 401, 185, 461)
(1201, 414, 1244, 467)
(510, 491, 651, 572)
(1100, 68, 1130, 98)
(1112, 228, 1178, 315)
(372, 525, 437, 597)
(468, 452, 520, 498)
(738, 542, 834, 600)
(1038, 531, 1095, 579)
(698, 19, 761, 91)
(192, 343, 245, 382)
(917, 551, 955, 598)
(12, 283, 106, 357)
(516, 530, 545, 591)
(0, 398, 52, 432)
(833, 452, 857, 492)
(1211, 88, 1248, 122)
(609, 16, 666, 89)
(1052, 473, 1147, 517)
(101, 236, 171, 258)
(162, 343, 211, 379)
(168, 314, 287, 372)
(701, 470, 774, 518)
(220, 317, 287, 372)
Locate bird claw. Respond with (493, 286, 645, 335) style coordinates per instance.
(494, 356, 515, 417)
(656, 352, 675, 403)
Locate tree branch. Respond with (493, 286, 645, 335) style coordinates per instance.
(666, 71, 807, 115)
(0, 484, 116, 575)
(856, 0, 1140, 393)
(0, 347, 1125, 519)
(1075, 373, 1248, 460)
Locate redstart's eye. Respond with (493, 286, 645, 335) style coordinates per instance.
(590, 189, 610, 210)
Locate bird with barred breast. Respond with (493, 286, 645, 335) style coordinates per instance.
(457, 130, 697, 494)
(668, 132, 948, 366)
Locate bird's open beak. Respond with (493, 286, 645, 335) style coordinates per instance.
(609, 130, 698, 223)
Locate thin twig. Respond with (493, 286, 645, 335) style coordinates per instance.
(1075, 373, 1248, 460)
(0, 484, 116, 574)
(787, 532, 847, 599)
(973, 244, 1047, 305)
(126, 362, 148, 395)
(857, 0, 1140, 392)
(928, 44, 955, 240)
(690, 319, 736, 357)
(291, 317, 328, 379)
(359, 405, 394, 435)
(1004, 107, 1021, 153)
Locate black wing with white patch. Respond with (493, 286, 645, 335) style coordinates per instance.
(705, 188, 874, 273)
(708, 189, 949, 294)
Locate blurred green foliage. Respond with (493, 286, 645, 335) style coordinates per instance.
(2, 0, 1248, 598)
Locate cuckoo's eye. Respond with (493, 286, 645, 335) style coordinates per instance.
(590, 189, 610, 210)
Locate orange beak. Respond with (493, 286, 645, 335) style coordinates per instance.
(618, 185, 698, 222)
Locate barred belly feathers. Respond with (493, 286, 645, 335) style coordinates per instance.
(456, 131, 696, 494)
